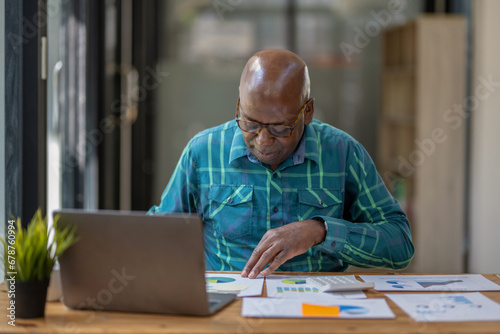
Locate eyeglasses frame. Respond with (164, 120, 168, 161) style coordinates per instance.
(235, 98, 311, 138)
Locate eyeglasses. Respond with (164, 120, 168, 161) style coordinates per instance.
(235, 98, 310, 138)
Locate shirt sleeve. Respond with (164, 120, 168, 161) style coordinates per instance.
(312, 141, 414, 270)
(147, 141, 199, 215)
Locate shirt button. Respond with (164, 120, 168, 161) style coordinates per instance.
(273, 173, 278, 178)
(319, 200, 324, 206)
(273, 207, 278, 213)
(227, 197, 233, 203)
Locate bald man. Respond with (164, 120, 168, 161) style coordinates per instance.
(149, 49, 414, 277)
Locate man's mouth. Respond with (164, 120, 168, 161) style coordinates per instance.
(257, 149, 277, 159)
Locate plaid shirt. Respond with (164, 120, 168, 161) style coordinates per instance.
(149, 119, 414, 272)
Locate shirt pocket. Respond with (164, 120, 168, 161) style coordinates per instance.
(298, 188, 343, 220)
(209, 185, 254, 239)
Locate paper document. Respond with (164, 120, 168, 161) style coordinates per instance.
(387, 292, 500, 322)
(242, 297, 394, 319)
(265, 275, 366, 299)
(205, 273, 264, 297)
(360, 274, 500, 291)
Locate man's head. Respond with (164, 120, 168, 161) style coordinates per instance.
(237, 49, 314, 170)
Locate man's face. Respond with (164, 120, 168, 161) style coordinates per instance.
(238, 95, 313, 170)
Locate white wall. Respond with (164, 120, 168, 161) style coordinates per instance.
(469, 0, 500, 273)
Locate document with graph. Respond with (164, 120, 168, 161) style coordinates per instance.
(265, 275, 366, 299)
(242, 297, 394, 319)
(387, 292, 500, 322)
(205, 273, 264, 297)
(360, 274, 500, 291)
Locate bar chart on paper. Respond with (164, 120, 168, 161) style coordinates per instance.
(266, 275, 366, 299)
(266, 276, 320, 297)
(361, 274, 500, 291)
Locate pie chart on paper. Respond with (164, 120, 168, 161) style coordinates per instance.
(206, 277, 236, 284)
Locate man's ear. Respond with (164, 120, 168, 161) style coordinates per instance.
(304, 98, 315, 125)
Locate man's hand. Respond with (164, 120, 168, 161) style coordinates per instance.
(241, 219, 326, 278)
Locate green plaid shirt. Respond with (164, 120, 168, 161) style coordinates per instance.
(149, 119, 414, 272)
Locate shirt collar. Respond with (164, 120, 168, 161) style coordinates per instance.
(229, 124, 248, 165)
(303, 122, 320, 165)
(229, 121, 320, 167)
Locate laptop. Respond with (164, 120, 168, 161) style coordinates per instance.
(54, 209, 236, 316)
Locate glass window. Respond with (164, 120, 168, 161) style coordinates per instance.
(0, 0, 5, 279)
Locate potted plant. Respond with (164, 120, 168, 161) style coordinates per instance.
(1, 209, 79, 319)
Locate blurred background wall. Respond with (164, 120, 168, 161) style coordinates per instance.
(469, 0, 500, 274)
(152, 0, 423, 201)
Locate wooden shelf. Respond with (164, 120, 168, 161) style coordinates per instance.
(383, 64, 416, 74)
(382, 113, 416, 126)
(378, 15, 466, 274)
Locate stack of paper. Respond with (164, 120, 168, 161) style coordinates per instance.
(233, 273, 500, 321)
(387, 292, 500, 322)
(240, 274, 396, 319)
(359, 274, 500, 322)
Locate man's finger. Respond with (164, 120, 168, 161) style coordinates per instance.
(241, 245, 265, 277)
(260, 250, 288, 276)
(241, 231, 274, 277)
(247, 246, 279, 279)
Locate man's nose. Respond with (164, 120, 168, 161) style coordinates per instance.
(255, 128, 274, 146)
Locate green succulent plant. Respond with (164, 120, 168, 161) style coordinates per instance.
(1, 209, 79, 282)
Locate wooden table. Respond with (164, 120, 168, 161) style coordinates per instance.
(1, 273, 500, 334)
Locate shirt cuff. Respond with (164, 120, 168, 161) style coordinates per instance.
(147, 206, 157, 215)
(311, 216, 348, 255)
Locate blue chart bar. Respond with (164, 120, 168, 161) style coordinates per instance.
(282, 279, 307, 284)
(276, 286, 320, 293)
(443, 296, 474, 305)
